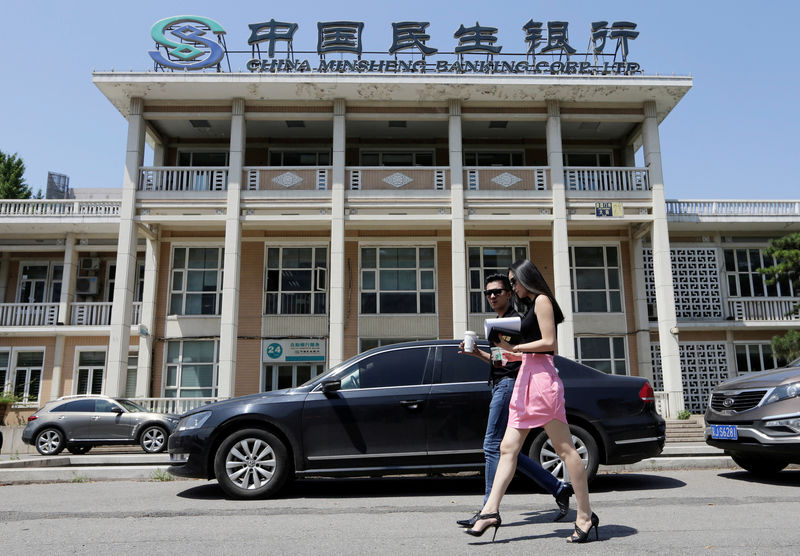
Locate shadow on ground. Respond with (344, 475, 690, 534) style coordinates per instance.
(176, 471, 685, 501)
(717, 469, 800, 486)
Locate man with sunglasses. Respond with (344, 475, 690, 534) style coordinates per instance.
(457, 273, 573, 527)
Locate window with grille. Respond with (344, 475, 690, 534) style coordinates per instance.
(360, 247, 436, 314)
(169, 247, 224, 315)
(164, 340, 218, 398)
(575, 337, 627, 375)
(467, 246, 527, 313)
(570, 246, 622, 313)
(734, 343, 786, 373)
(724, 248, 796, 298)
(76, 351, 106, 395)
(265, 246, 327, 315)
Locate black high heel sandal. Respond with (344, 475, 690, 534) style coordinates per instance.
(456, 511, 480, 528)
(566, 512, 599, 543)
(464, 513, 502, 541)
(554, 483, 573, 521)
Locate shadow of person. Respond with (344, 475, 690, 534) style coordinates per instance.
(467, 523, 637, 545)
(588, 473, 687, 492)
(176, 483, 227, 500)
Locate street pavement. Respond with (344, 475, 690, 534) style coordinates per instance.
(0, 468, 798, 555)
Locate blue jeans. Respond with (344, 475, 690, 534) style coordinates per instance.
(483, 377, 564, 503)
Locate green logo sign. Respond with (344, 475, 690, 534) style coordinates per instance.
(149, 15, 226, 70)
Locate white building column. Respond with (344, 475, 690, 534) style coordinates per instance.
(546, 100, 575, 358)
(328, 99, 346, 366)
(106, 97, 145, 397)
(631, 230, 653, 381)
(57, 234, 77, 325)
(218, 98, 246, 399)
(49, 335, 66, 400)
(643, 100, 683, 417)
(136, 233, 159, 397)
(449, 99, 467, 339)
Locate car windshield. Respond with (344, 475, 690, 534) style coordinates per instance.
(116, 399, 149, 412)
(789, 357, 800, 368)
(299, 358, 359, 387)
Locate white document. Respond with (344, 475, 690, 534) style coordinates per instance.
(483, 316, 521, 340)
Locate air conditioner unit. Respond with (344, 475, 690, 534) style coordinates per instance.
(75, 276, 98, 295)
(79, 257, 100, 271)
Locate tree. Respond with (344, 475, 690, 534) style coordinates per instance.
(0, 150, 32, 199)
(758, 232, 800, 362)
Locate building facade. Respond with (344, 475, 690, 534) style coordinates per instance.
(1, 67, 798, 422)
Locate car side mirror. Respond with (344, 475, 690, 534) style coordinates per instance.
(321, 380, 341, 394)
(111, 406, 124, 414)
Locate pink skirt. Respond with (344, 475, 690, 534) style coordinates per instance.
(508, 353, 568, 429)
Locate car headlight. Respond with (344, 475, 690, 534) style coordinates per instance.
(765, 417, 800, 433)
(176, 411, 211, 431)
(764, 381, 800, 405)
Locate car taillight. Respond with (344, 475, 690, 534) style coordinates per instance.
(639, 382, 655, 403)
(27, 415, 38, 422)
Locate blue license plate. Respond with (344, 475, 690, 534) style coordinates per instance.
(711, 424, 738, 440)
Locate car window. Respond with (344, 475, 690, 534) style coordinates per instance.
(94, 399, 121, 413)
(55, 399, 95, 412)
(438, 346, 489, 384)
(338, 347, 430, 390)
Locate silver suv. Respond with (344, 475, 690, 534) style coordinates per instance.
(22, 395, 178, 455)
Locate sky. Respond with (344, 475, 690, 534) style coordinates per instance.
(1, 0, 797, 200)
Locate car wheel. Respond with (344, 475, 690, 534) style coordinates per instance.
(731, 454, 788, 476)
(67, 445, 92, 455)
(528, 424, 600, 484)
(213, 428, 291, 499)
(35, 428, 65, 456)
(140, 425, 168, 454)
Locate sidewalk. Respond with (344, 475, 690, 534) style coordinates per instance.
(0, 442, 736, 485)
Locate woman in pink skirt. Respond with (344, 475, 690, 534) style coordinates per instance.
(465, 259, 598, 543)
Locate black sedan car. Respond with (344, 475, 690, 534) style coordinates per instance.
(169, 340, 665, 499)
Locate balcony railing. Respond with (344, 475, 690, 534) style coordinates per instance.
(70, 302, 113, 326)
(0, 303, 59, 326)
(464, 167, 548, 191)
(564, 167, 650, 191)
(728, 298, 800, 321)
(244, 167, 331, 191)
(348, 167, 449, 190)
(139, 167, 229, 192)
(666, 200, 800, 216)
(0, 200, 120, 216)
(132, 397, 221, 415)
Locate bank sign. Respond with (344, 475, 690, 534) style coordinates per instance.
(149, 15, 642, 75)
(262, 339, 327, 363)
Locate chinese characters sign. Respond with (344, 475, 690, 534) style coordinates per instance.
(150, 16, 642, 75)
(262, 339, 327, 362)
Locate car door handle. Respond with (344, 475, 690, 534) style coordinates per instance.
(91, 416, 99, 420)
(400, 400, 425, 410)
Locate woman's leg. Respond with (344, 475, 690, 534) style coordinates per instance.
(543, 419, 592, 533)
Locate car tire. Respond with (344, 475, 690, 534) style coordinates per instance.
(528, 424, 600, 484)
(213, 428, 291, 499)
(730, 454, 788, 476)
(140, 425, 169, 454)
(35, 428, 65, 456)
(67, 445, 92, 455)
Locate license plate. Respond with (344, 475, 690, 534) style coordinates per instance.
(710, 424, 738, 440)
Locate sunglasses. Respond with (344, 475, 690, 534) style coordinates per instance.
(483, 288, 507, 297)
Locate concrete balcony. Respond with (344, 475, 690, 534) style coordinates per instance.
(666, 200, 800, 217)
(138, 166, 229, 192)
(70, 302, 113, 325)
(0, 199, 121, 216)
(727, 298, 800, 321)
(464, 166, 548, 191)
(0, 303, 59, 326)
(347, 167, 449, 191)
(245, 167, 331, 191)
(565, 166, 649, 192)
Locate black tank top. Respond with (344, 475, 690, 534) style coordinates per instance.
(519, 295, 555, 355)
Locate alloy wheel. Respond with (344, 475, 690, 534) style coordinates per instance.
(141, 427, 166, 453)
(225, 437, 277, 490)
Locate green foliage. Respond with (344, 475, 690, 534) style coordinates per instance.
(0, 390, 24, 404)
(0, 150, 32, 199)
(771, 329, 800, 363)
(69, 473, 89, 483)
(759, 232, 800, 317)
(150, 468, 175, 482)
(677, 409, 692, 420)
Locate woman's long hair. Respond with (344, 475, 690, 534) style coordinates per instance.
(509, 259, 565, 325)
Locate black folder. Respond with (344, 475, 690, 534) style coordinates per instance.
(488, 327, 522, 345)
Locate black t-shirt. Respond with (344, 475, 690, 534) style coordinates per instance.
(519, 295, 555, 355)
(489, 306, 522, 382)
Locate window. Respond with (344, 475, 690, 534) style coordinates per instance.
(170, 247, 224, 315)
(11, 351, 44, 402)
(734, 344, 785, 374)
(570, 246, 622, 312)
(467, 246, 527, 313)
(724, 248, 796, 298)
(438, 345, 489, 384)
(165, 340, 218, 398)
(56, 399, 95, 412)
(360, 247, 436, 314)
(564, 152, 613, 166)
(17, 263, 63, 303)
(575, 337, 627, 375)
(125, 354, 138, 398)
(75, 351, 106, 395)
(0, 351, 8, 392)
(107, 263, 144, 303)
(336, 347, 430, 390)
(360, 151, 434, 166)
(177, 151, 229, 166)
(265, 246, 327, 315)
(269, 151, 330, 166)
(262, 363, 324, 391)
(464, 151, 523, 166)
